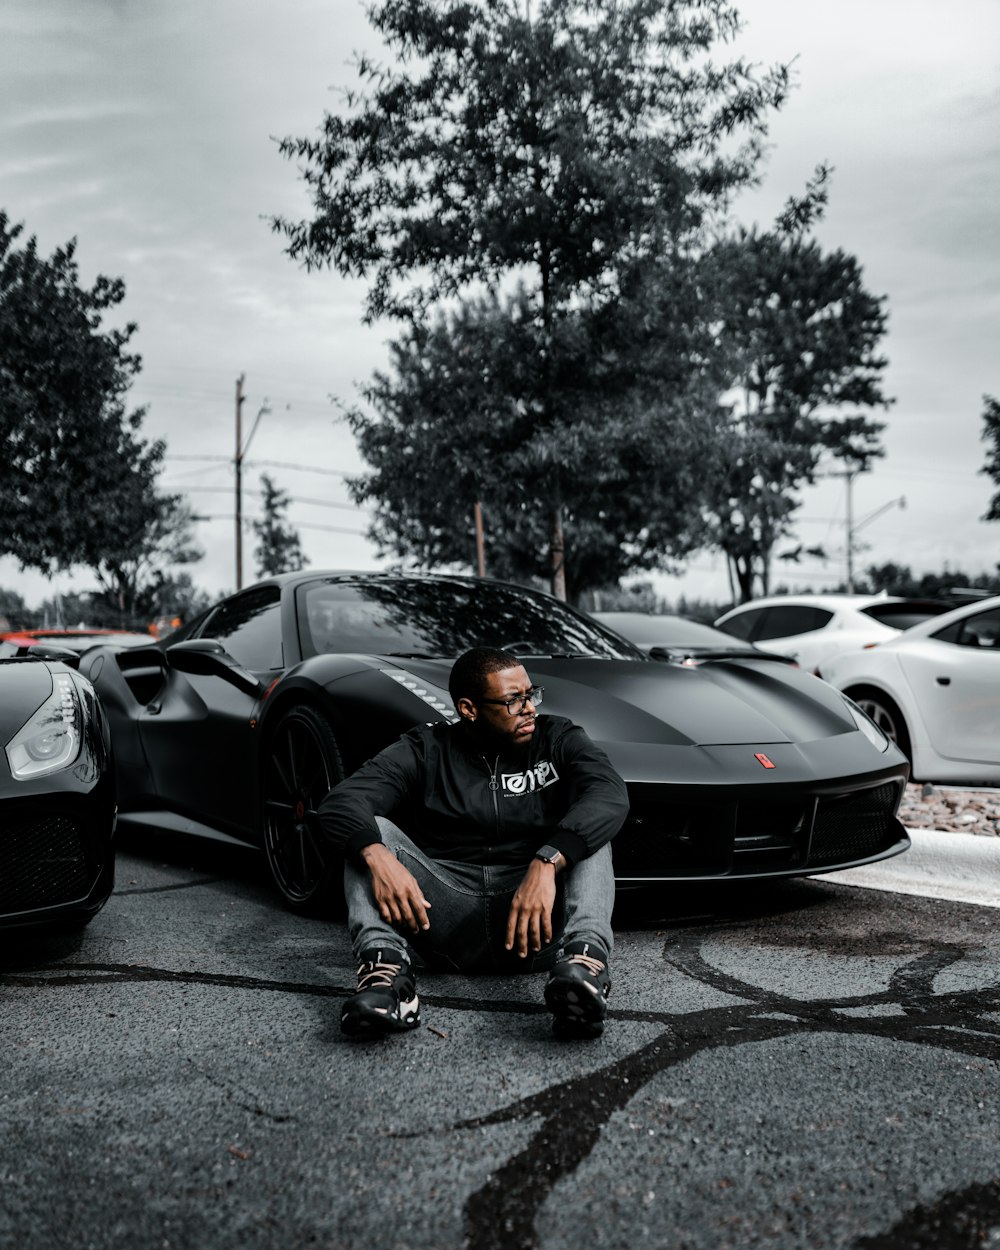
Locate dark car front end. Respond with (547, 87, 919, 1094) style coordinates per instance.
(0, 659, 116, 931)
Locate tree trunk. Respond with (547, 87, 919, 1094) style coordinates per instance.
(550, 505, 567, 601)
(735, 555, 754, 603)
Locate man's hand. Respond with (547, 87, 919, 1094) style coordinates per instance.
(505, 856, 561, 958)
(361, 843, 431, 934)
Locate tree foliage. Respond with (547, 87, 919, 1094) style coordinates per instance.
(346, 288, 714, 599)
(856, 562, 1000, 600)
(276, 0, 789, 598)
(0, 214, 151, 571)
(90, 493, 204, 622)
(0, 212, 203, 613)
(699, 170, 892, 601)
(251, 474, 308, 578)
(980, 394, 1000, 522)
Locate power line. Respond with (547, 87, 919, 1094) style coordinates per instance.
(175, 484, 366, 513)
(163, 454, 353, 477)
(191, 514, 368, 537)
(246, 459, 352, 477)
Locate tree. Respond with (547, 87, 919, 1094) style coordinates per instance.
(87, 492, 204, 624)
(275, 0, 789, 598)
(251, 474, 308, 578)
(345, 289, 713, 600)
(699, 170, 892, 601)
(857, 562, 1000, 600)
(0, 587, 30, 630)
(0, 212, 164, 574)
(980, 394, 1000, 521)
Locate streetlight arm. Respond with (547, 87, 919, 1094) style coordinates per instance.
(851, 495, 906, 537)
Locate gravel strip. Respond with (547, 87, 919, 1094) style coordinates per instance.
(898, 782, 1000, 836)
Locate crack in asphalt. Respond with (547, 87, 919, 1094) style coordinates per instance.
(115, 877, 229, 895)
(183, 1055, 296, 1124)
(3, 932, 999, 1250)
(854, 1178, 1000, 1249)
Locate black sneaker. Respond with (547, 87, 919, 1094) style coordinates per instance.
(544, 941, 611, 1039)
(341, 948, 421, 1037)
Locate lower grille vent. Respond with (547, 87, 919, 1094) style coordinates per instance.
(0, 813, 93, 908)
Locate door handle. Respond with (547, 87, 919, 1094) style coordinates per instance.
(935, 677, 951, 686)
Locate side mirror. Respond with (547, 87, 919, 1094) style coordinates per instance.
(166, 638, 263, 697)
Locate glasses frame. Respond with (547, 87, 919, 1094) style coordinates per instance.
(477, 686, 544, 716)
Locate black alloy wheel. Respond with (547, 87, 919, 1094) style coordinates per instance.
(849, 687, 913, 762)
(262, 704, 345, 913)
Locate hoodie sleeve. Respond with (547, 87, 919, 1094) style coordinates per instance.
(317, 729, 426, 860)
(546, 722, 630, 866)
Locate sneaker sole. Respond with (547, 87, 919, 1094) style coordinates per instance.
(544, 977, 607, 1028)
(341, 1003, 421, 1037)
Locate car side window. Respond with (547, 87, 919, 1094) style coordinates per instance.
(716, 608, 764, 641)
(197, 586, 283, 671)
(755, 605, 833, 641)
(933, 607, 1000, 649)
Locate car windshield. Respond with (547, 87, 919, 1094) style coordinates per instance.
(297, 578, 643, 660)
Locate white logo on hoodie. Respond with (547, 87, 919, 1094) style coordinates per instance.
(501, 760, 560, 796)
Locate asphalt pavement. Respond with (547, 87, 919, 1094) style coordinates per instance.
(2, 828, 999, 1250)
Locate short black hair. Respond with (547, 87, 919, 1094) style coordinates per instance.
(449, 646, 522, 705)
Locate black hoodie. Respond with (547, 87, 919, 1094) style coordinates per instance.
(317, 714, 628, 867)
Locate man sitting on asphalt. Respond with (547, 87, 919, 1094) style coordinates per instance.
(318, 645, 629, 1040)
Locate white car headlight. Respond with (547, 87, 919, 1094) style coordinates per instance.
(5, 669, 84, 780)
(844, 697, 889, 753)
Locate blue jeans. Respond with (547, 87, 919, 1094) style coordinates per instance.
(344, 818, 615, 973)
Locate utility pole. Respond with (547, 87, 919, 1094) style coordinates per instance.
(825, 465, 862, 592)
(234, 377, 271, 591)
(845, 466, 855, 592)
(827, 464, 906, 592)
(235, 374, 245, 590)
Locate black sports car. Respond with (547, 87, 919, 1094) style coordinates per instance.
(0, 656, 116, 930)
(76, 572, 910, 911)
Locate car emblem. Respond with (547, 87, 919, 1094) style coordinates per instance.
(754, 753, 776, 769)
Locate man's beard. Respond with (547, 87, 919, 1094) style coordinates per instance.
(466, 717, 535, 756)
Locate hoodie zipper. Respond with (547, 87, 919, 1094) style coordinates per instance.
(483, 754, 501, 856)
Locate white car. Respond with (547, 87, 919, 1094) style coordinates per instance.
(713, 594, 950, 675)
(821, 595, 1000, 784)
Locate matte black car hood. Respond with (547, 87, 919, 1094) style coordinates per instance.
(392, 656, 853, 748)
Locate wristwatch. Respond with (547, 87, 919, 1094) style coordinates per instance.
(534, 845, 562, 866)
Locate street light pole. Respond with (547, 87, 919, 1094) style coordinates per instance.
(235, 374, 245, 590)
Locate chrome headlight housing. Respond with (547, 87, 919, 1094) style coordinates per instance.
(843, 696, 890, 753)
(5, 669, 85, 780)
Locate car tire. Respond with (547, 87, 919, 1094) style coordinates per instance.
(847, 686, 912, 761)
(262, 704, 345, 914)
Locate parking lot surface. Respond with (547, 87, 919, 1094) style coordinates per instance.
(2, 835, 999, 1250)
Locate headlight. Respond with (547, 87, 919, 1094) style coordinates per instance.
(843, 697, 889, 753)
(383, 669, 459, 721)
(5, 669, 84, 780)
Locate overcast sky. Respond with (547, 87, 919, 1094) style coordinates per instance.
(2, 0, 998, 611)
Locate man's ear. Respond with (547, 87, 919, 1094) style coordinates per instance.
(456, 695, 477, 722)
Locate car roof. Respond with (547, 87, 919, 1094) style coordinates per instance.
(718, 593, 902, 615)
(882, 592, 1000, 642)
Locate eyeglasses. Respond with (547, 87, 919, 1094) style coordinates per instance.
(479, 686, 544, 715)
